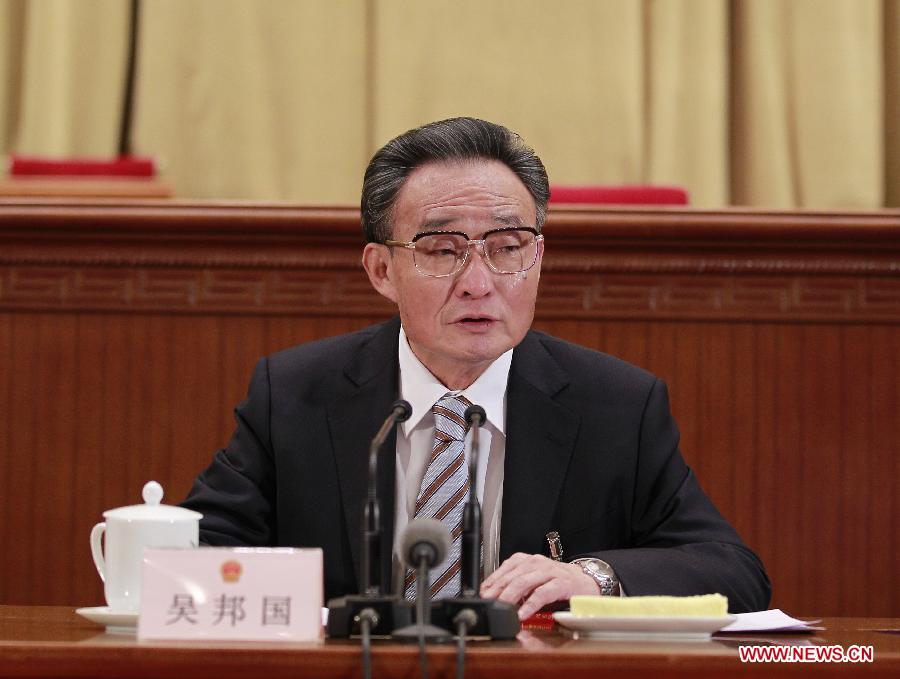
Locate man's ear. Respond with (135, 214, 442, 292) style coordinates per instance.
(362, 243, 399, 304)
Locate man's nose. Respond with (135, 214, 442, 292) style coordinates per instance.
(454, 243, 493, 297)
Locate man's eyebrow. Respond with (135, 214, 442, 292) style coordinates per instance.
(420, 217, 456, 231)
(493, 215, 526, 227)
(414, 214, 527, 238)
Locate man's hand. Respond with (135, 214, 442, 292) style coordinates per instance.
(480, 552, 600, 620)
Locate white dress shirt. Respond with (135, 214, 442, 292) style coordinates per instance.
(392, 326, 512, 593)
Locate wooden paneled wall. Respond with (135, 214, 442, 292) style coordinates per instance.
(1, 200, 898, 616)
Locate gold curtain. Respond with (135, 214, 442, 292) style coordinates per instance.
(731, 0, 886, 207)
(135, 0, 368, 201)
(1, 0, 897, 208)
(2, 0, 127, 155)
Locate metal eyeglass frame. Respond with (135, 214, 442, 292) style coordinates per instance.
(383, 226, 544, 278)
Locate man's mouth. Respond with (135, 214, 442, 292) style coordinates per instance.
(454, 316, 496, 329)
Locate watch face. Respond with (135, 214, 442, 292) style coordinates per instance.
(584, 560, 615, 578)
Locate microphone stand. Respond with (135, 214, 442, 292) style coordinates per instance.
(392, 521, 454, 679)
(431, 405, 520, 640)
(326, 400, 414, 638)
(392, 543, 452, 642)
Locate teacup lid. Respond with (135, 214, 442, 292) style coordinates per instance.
(102, 481, 203, 522)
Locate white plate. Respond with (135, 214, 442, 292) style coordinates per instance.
(75, 606, 138, 633)
(553, 612, 736, 641)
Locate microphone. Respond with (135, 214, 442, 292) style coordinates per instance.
(392, 518, 453, 641)
(326, 400, 413, 639)
(430, 403, 520, 640)
(402, 517, 450, 570)
(363, 399, 412, 595)
(460, 404, 485, 597)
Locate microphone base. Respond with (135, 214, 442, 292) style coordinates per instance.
(430, 597, 521, 640)
(326, 595, 413, 638)
(392, 622, 453, 642)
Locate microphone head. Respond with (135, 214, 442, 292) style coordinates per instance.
(401, 518, 451, 568)
(464, 404, 486, 426)
(392, 399, 413, 423)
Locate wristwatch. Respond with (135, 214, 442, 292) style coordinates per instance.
(571, 558, 620, 596)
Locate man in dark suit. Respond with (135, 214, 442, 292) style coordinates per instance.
(183, 117, 770, 617)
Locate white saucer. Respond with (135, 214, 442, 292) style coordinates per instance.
(553, 612, 736, 641)
(75, 606, 139, 633)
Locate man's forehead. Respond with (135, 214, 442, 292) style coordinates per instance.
(392, 159, 536, 234)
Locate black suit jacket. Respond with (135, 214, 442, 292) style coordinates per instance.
(183, 317, 770, 613)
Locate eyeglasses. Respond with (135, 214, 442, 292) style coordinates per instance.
(384, 226, 544, 278)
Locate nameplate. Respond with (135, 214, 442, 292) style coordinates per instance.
(138, 547, 323, 641)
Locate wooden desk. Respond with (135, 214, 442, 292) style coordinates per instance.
(0, 606, 897, 678)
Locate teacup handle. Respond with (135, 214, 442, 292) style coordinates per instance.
(90, 522, 106, 583)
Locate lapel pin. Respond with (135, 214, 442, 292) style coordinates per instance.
(546, 531, 563, 561)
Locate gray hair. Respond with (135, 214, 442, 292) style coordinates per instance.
(361, 117, 550, 243)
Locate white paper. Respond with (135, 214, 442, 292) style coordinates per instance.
(719, 609, 822, 633)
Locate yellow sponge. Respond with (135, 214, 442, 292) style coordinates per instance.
(570, 593, 728, 617)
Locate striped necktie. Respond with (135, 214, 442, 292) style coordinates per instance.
(404, 393, 472, 600)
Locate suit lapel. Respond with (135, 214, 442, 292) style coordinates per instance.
(326, 317, 400, 594)
(500, 332, 580, 561)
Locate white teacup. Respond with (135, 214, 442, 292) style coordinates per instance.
(90, 481, 202, 612)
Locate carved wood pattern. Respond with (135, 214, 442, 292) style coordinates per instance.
(2, 202, 899, 321)
(3, 267, 899, 321)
